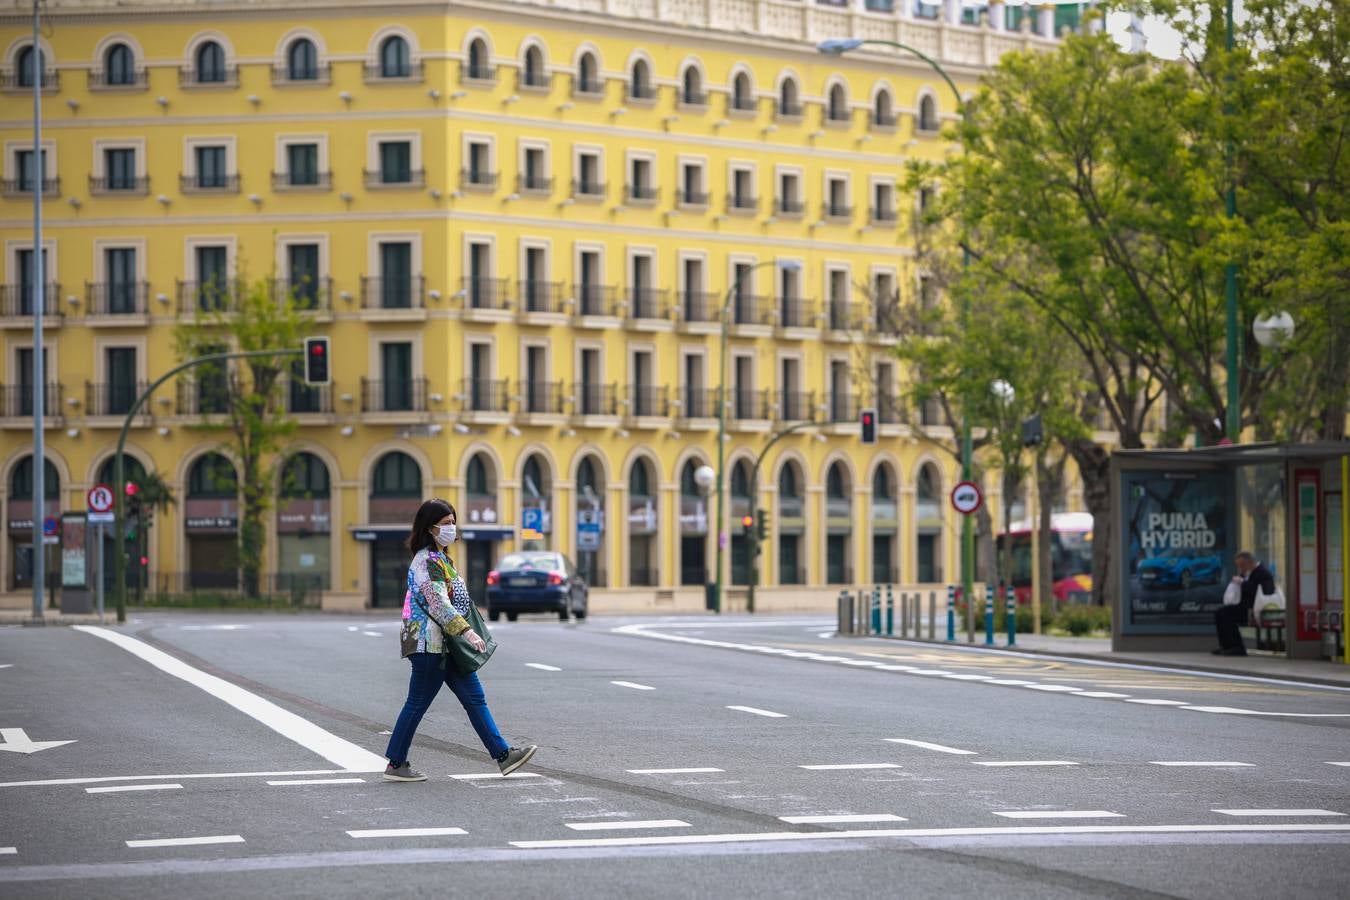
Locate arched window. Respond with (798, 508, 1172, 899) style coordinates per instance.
(16, 46, 46, 88)
(872, 466, 893, 500)
(379, 35, 410, 78)
(778, 463, 799, 498)
(681, 461, 702, 498)
(104, 43, 136, 86)
(577, 456, 599, 495)
(466, 454, 490, 496)
(576, 52, 598, 94)
(372, 452, 420, 496)
(778, 77, 800, 116)
(873, 89, 894, 127)
(187, 454, 237, 498)
(827, 83, 848, 121)
(730, 461, 750, 499)
(629, 58, 651, 100)
(731, 71, 753, 111)
(195, 40, 226, 83)
(96, 456, 147, 490)
(917, 464, 939, 502)
(280, 453, 330, 498)
(629, 461, 651, 498)
(523, 455, 548, 498)
(827, 463, 847, 500)
(681, 66, 703, 105)
(9, 456, 59, 498)
(918, 94, 938, 132)
(522, 45, 545, 87)
(466, 38, 489, 80)
(287, 38, 318, 81)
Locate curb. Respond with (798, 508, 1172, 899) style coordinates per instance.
(868, 634, 1350, 690)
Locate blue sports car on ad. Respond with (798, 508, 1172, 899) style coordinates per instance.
(1138, 549, 1223, 589)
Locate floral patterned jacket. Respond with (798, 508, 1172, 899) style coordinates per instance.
(399, 547, 472, 658)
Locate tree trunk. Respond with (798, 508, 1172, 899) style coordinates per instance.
(975, 502, 996, 591)
(1064, 438, 1112, 607)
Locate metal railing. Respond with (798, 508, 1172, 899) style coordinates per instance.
(180, 173, 240, 193)
(828, 392, 859, 423)
(777, 297, 813, 329)
(626, 83, 657, 102)
(89, 175, 148, 194)
(776, 197, 805, 216)
(460, 64, 497, 84)
(86, 282, 148, 316)
(462, 276, 510, 310)
(462, 378, 510, 413)
(877, 394, 903, 424)
(522, 380, 565, 414)
(518, 280, 562, 314)
(176, 377, 231, 416)
(0, 284, 61, 318)
(285, 378, 332, 414)
(86, 381, 148, 417)
(828, 301, 861, 331)
(777, 390, 815, 422)
(625, 384, 670, 418)
(518, 71, 551, 90)
(678, 189, 710, 207)
(679, 290, 717, 323)
(574, 283, 618, 317)
(680, 90, 708, 107)
(572, 382, 618, 416)
(460, 168, 498, 189)
(732, 388, 769, 421)
(363, 60, 425, 82)
(88, 68, 149, 89)
(679, 387, 718, 419)
(823, 201, 853, 220)
(732, 294, 770, 326)
(271, 171, 332, 190)
(365, 168, 426, 188)
(178, 66, 239, 88)
(627, 287, 669, 320)
(777, 101, 804, 118)
(1, 177, 59, 196)
(361, 377, 428, 413)
(271, 62, 332, 85)
(727, 192, 758, 211)
(627, 184, 659, 203)
(572, 178, 606, 198)
(0, 383, 61, 418)
(518, 173, 554, 193)
(176, 280, 239, 314)
(273, 277, 332, 312)
(360, 276, 425, 310)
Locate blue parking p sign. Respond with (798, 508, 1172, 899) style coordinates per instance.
(522, 507, 543, 533)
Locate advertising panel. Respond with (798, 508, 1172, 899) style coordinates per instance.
(1122, 469, 1233, 633)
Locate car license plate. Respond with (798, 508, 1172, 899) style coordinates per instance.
(508, 577, 533, 587)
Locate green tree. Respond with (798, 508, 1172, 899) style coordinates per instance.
(176, 275, 306, 597)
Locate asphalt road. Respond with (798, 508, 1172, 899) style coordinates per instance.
(2, 611, 1349, 899)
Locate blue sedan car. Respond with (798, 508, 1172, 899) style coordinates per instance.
(484, 551, 588, 622)
(1138, 549, 1223, 589)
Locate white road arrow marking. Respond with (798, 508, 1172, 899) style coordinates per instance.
(0, 728, 77, 754)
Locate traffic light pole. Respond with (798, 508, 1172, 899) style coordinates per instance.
(746, 420, 820, 614)
(111, 349, 301, 623)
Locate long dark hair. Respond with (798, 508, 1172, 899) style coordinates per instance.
(407, 498, 455, 554)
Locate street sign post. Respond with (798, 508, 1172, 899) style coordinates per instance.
(950, 481, 982, 515)
(86, 483, 116, 621)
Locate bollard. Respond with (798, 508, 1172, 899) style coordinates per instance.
(984, 584, 995, 646)
(904, 592, 913, 638)
(885, 584, 894, 636)
(872, 585, 882, 635)
(857, 590, 867, 635)
(1006, 586, 1017, 646)
(946, 585, 956, 642)
(837, 590, 849, 635)
(928, 591, 937, 641)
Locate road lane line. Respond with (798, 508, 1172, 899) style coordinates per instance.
(906, 669, 954, 676)
(942, 674, 994, 681)
(449, 773, 542, 780)
(1023, 685, 1083, 693)
(726, 705, 788, 718)
(626, 768, 724, 775)
(993, 811, 1123, 819)
(1214, 809, 1346, 817)
(0, 769, 370, 789)
(346, 626, 359, 632)
(798, 764, 901, 771)
(1074, 692, 1132, 699)
(779, 814, 906, 824)
(885, 739, 977, 755)
(362, 631, 382, 637)
(1329, 762, 1350, 767)
(526, 663, 562, 672)
(1180, 706, 1350, 718)
(0, 848, 13, 855)
(509, 823, 1350, 849)
(973, 761, 1079, 767)
(1144, 766, 1258, 771)
(565, 820, 691, 831)
(126, 836, 244, 849)
(73, 626, 387, 772)
(610, 681, 655, 691)
(266, 778, 366, 786)
(86, 784, 183, 795)
(347, 828, 468, 838)
(986, 679, 1038, 686)
(1125, 699, 1190, 706)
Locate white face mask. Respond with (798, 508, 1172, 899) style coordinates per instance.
(435, 524, 457, 547)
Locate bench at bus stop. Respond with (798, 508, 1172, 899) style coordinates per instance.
(1247, 609, 1344, 659)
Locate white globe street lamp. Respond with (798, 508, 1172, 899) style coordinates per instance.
(693, 465, 715, 493)
(1252, 311, 1295, 349)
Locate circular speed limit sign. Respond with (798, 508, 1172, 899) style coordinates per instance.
(87, 484, 115, 514)
(950, 481, 983, 515)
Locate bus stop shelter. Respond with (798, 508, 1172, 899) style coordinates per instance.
(1109, 442, 1348, 662)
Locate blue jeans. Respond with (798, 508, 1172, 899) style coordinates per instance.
(385, 653, 509, 765)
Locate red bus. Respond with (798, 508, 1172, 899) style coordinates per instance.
(997, 512, 1094, 604)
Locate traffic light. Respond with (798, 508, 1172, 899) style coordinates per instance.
(303, 336, 330, 386)
(860, 408, 877, 444)
(740, 514, 754, 536)
(755, 509, 767, 541)
(124, 481, 139, 497)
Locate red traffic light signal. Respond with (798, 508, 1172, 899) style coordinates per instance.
(741, 514, 754, 533)
(859, 408, 877, 445)
(303, 336, 331, 386)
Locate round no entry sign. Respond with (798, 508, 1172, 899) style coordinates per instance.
(950, 481, 983, 515)
(87, 484, 115, 514)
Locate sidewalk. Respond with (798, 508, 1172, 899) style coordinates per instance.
(879, 629, 1350, 689)
(0, 611, 108, 626)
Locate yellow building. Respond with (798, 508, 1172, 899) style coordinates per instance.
(0, 0, 1065, 612)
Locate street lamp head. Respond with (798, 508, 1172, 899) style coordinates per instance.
(1252, 311, 1295, 349)
(816, 38, 865, 55)
(694, 464, 716, 491)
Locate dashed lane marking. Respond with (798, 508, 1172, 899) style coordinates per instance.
(565, 820, 691, 831)
(0, 769, 368, 789)
(265, 778, 366, 786)
(726, 705, 788, 718)
(1074, 691, 1132, 699)
(1329, 762, 1350, 767)
(972, 761, 1079, 767)
(626, 768, 724, 775)
(347, 828, 467, 838)
(779, 814, 906, 825)
(126, 836, 244, 849)
(1125, 699, 1191, 706)
(0, 848, 13, 855)
(85, 784, 183, 795)
(526, 663, 562, 672)
(610, 681, 655, 691)
(346, 626, 359, 632)
(1180, 706, 1350, 718)
(798, 763, 901, 771)
(993, 811, 1123, 819)
(1214, 810, 1346, 817)
(884, 739, 976, 755)
(1023, 685, 1083, 693)
(1150, 761, 1255, 767)
(449, 773, 542, 780)
(362, 631, 382, 638)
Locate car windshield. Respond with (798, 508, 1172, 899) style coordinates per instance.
(498, 553, 561, 572)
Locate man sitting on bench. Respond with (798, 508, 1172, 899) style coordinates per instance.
(1214, 550, 1275, 657)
